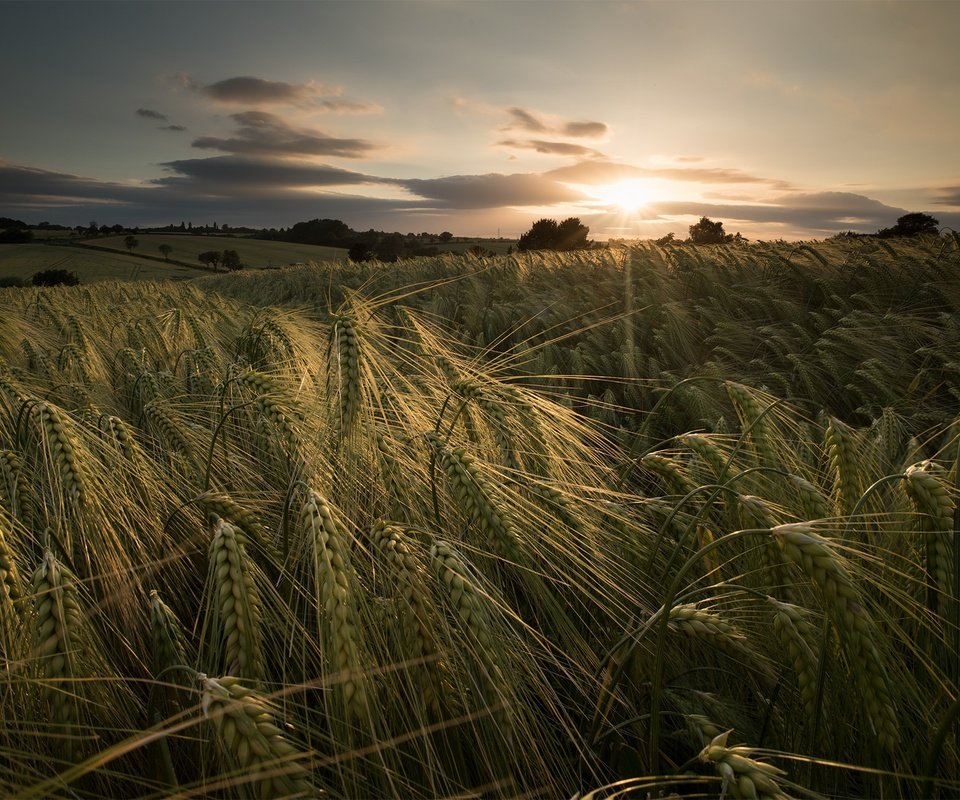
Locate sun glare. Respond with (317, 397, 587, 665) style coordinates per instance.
(592, 180, 657, 213)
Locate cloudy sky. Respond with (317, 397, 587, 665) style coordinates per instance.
(3, 0, 959, 240)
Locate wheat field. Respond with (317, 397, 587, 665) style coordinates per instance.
(0, 235, 958, 798)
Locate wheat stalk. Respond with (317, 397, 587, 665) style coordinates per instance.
(825, 417, 861, 513)
(208, 518, 265, 681)
(201, 674, 313, 798)
(699, 730, 792, 799)
(426, 432, 522, 561)
(787, 474, 829, 521)
(904, 460, 955, 601)
(430, 538, 511, 733)
(332, 314, 362, 437)
(371, 521, 442, 716)
(31, 550, 85, 761)
(31, 401, 86, 506)
(301, 490, 367, 719)
(768, 597, 819, 719)
(771, 523, 899, 749)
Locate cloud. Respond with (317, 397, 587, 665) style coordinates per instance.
(201, 76, 321, 105)
(318, 98, 381, 114)
(0, 159, 417, 227)
(562, 121, 608, 139)
(6, 157, 956, 237)
(190, 111, 379, 159)
(394, 172, 587, 209)
(504, 107, 549, 133)
(155, 155, 383, 190)
(649, 192, 913, 234)
(160, 125, 187, 132)
(0, 161, 148, 206)
(191, 75, 380, 112)
(501, 107, 609, 139)
(546, 160, 794, 190)
(497, 139, 605, 158)
(136, 108, 167, 121)
(933, 187, 960, 206)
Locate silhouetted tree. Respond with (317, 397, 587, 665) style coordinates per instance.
(556, 217, 590, 250)
(286, 218, 352, 245)
(517, 219, 558, 251)
(198, 250, 221, 270)
(688, 216, 731, 245)
(438, 231, 454, 243)
(877, 212, 939, 238)
(124, 236, 139, 253)
(32, 269, 79, 287)
(655, 232, 676, 246)
(221, 249, 242, 271)
(158, 244, 173, 260)
(517, 218, 590, 251)
(0, 228, 32, 243)
(348, 242, 372, 263)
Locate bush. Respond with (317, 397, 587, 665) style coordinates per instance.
(31, 269, 79, 286)
(0, 229, 33, 243)
(0, 276, 26, 288)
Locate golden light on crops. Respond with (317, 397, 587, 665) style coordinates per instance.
(589, 179, 658, 213)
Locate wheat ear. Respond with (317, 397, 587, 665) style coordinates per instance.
(371, 521, 442, 716)
(904, 461, 955, 602)
(202, 674, 313, 799)
(208, 518, 265, 681)
(301, 490, 367, 719)
(31, 550, 85, 761)
(771, 523, 899, 749)
(699, 730, 792, 800)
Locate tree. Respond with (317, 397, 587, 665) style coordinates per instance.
(158, 244, 173, 261)
(877, 212, 939, 238)
(517, 218, 590, 251)
(221, 249, 242, 271)
(124, 236, 139, 253)
(286, 218, 352, 245)
(348, 242, 372, 263)
(0, 228, 32, 243)
(438, 231, 454, 243)
(198, 250, 221, 270)
(518, 219, 559, 251)
(32, 269, 79, 287)
(688, 216, 731, 245)
(556, 217, 590, 250)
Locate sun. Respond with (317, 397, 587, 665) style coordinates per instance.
(591, 180, 657, 214)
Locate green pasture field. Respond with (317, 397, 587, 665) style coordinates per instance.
(26, 229, 79, 240)
(0, 243, 201, 282)
(90, 233, 349, 268)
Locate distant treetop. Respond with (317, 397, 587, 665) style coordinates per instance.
(517, 218, 591, 252)
(877, 212, 939, 239)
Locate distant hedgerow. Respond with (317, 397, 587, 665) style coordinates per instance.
(31, 268, 79, 286)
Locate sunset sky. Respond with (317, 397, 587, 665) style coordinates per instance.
(3, 0, 959, 240)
